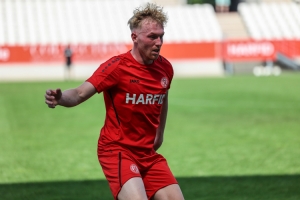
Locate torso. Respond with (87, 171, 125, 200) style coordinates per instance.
(87, 51, 173, 156)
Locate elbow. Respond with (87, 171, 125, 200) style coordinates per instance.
(154, 137, 163, 151)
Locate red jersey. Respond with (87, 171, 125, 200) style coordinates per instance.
(87, 51, 173, 156)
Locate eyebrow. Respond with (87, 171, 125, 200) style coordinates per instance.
(148, 32, 165, 36)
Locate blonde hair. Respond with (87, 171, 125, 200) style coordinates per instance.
(128, 3, 168, 31)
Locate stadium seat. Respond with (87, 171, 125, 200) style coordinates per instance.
(0, 0, 223, 45)
(204, 4, 223, 41)
(238, 2, 300, 40)
(4, 0, 17, 45)
(0, 1, 5, 44)
(164, 4, 222, 43)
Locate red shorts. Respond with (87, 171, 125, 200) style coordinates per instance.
(98, 146, 178, 200)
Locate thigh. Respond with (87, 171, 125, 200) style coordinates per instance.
(118, 177, 148, 200)
(99, 150, 142, 199)
(142, 156, 179, 199)
(152, 184, 184, 200)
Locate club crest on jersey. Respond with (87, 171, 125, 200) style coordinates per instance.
(161, 77, 168, 88)
(130, 164, 139, 174)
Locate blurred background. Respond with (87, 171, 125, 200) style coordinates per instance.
(1, 1, 300, 199)
(0, 0, 299, 81)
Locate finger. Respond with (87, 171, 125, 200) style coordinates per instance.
(45, 95, 55, 101)
(55, 88, 62, 100)
(46, 101, 56, 108)
(45, 100, 55, 104)
(50, 90, 57, 95)
(48, 104, 55, 108)
(46, 90, 54, 95)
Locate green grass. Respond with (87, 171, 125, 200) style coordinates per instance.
(1, 73, 300, 199)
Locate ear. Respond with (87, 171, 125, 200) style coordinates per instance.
(131, 32, 137, 42)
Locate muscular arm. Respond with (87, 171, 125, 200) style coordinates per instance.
(154, 91, 169, 151)
(45, 81, 97, 108)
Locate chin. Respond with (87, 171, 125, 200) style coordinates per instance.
(151, 54, 159, 60)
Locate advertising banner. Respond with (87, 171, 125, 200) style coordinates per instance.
(0, 44, 131, 64)
(222, 39, 300, 62)
(0, 40, 299, 64)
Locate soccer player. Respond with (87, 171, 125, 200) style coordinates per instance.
(45, 3, 185, 200)
(64, 44, 73, 80)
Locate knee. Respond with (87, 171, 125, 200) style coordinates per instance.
(152, 184, 184, 200)
(118, 193, 147, 200)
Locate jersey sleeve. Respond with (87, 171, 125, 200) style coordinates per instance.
(160, 56, 174, 89)
(86, 56, 121, 93)
(168, 63, 174, 89)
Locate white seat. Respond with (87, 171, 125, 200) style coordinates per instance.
(239, 2, 300, 40)
(1, 0, 223, 45)
(4, 0, 17, 45)
(164, 4, 222, 43)
(0, 1, 6, 45)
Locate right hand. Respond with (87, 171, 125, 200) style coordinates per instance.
(45, 88, 62, 108)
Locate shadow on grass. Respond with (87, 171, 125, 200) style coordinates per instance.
(1, 174, 300, 200)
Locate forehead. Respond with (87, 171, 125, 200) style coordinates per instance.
(139, 19, 164, 34)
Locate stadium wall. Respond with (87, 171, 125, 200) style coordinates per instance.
(1, 39, 300, 81)
(0, 60, 223, 82)
(0, 42, 224, 81)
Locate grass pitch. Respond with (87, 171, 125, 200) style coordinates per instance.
(0, 73, 300, 199)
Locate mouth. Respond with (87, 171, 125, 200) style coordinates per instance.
(152, 49, 160, 55)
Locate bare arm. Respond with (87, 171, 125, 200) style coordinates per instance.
(45, 81, 97, 108)
(154, 91, 169, 151)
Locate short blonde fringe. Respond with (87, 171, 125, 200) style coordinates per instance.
(128, 3, 168, 30)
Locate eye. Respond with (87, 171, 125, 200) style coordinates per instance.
(149, 35, 157, 39)
(148, 34, 164, 40)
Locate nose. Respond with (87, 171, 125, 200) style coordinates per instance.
(155, 37, 163, 46)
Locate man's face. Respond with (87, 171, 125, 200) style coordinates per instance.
(132, 20, 164, 64)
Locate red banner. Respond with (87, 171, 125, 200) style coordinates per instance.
(0, 44, 131, 63)
(161, 42, 218, 59)
(0, 40, 299, 64)
(222, 39, 300, 62)
(0, 42, 218, 64)
(223, 40, 275, 61)
(0, 46, 31, 62)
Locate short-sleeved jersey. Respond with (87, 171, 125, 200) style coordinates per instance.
(87, 51, 173, 156)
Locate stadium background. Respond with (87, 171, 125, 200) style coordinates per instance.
(0, 0, 299, 81)
(1, 0, 300, 200)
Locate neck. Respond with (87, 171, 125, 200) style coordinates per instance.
(130, 48, 153, 65)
